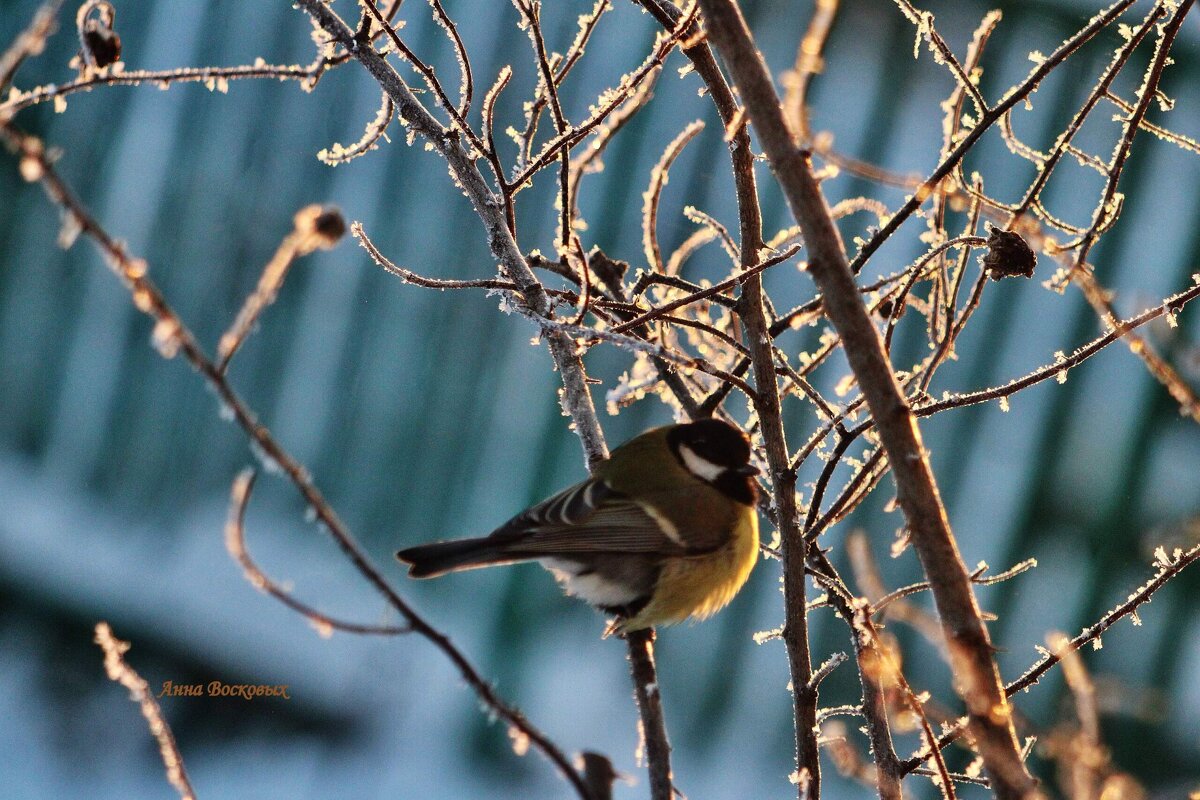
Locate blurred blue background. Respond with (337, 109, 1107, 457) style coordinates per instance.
(1, 0, 1198, 797)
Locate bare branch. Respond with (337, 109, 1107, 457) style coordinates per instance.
(626, 629, 673, 800)
(846, 0, 1138, 276)
(2, 59, 332, 120)
(611, 246, 799, 335)
(0, 1, 62, 97)
(1055, 1, 1193, 286)
(225, 470, 411, 637)
(217, 204, 346, 373)
(901, 541, 1200, 775)
(782, 0, 838, 143)
(695, 0, 1038, 794)
(94, 623, 196, 800)
(892, 0, 987, 116)
(318, 91, 394, 165)
(643, 121, 705, 273)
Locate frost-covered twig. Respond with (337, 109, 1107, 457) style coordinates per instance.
(217, 204, 346, 373)
(0, 1, 62, 97)
(510, 3, 699, 190)
(846, 0, 1137, 276)
(1055, 0, 1193, 284)
(917, 280, 1200, 416)
(610, 245, 799, 335)
(1, 59, 332, 120)
(94, 623, 196, 800)
(900, 542, 1200, 775)
(781, 0, 838, 143)
(642, 121, 705, 273)
(892, 0, 987, 116)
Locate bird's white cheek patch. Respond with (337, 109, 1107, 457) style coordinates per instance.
(678, 444, 724, 482)
(541, 559, 640, 607)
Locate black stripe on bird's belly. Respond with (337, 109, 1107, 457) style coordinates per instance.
(712, 472, 757, 506)
(600, 593, 653, 619)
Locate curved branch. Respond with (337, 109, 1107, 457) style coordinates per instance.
(225, 470, 411, 637)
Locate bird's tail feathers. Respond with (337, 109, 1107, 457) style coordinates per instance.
(396, 536, 527, 578)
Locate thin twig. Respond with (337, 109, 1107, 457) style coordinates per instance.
(318, 91, 394, 165)
(359, 0, 488, 158)
(1008, 5, 1163, 224)
(1056, 0, 1193, 286)
(217, 204, 345, 373)
(917, 281, 1200, 416)
(510, 4, 700, 190)
(643, 121, 705, 273)
(0, 1, 62, 98)
(1048, 630, 1103, 799)
(846, 0, 1138, 277)
(2, 59, 332, 120)
(94, 623, 196, 800)
(892, 0, 987, 115)
(610, 246, 799, 334)
(782, 0, 838, 143)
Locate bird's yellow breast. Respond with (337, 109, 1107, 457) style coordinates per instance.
(614, 508, 758, 633)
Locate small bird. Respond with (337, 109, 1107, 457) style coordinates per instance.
(397, 419, 760, 634)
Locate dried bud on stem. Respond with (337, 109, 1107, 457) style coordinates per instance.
(76, 1, 121, 70)
(980, 224, 1037, 281)
(293, 203, 347, 254)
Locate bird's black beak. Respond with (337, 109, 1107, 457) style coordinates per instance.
(734, 464, 760, 477)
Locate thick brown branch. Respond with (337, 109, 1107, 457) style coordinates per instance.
(694, 1, 1038, 796)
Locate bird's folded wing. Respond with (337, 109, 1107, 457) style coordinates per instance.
(496, 479, 691, 555)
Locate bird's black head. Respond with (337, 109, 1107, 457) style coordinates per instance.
(668, 419, 759, 505)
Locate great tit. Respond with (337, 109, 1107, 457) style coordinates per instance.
(396, 419, 761, 633)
